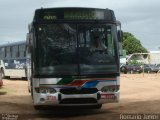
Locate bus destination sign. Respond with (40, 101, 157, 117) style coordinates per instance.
(41, 10, 105, 21)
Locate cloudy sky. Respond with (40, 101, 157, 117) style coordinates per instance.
(0, 0, 160, 51)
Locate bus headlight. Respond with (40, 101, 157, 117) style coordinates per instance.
(101, 85, 119, 92)
(35, 87, 57, 94)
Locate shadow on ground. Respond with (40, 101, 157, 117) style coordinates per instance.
(0, 91, 7, 95)
(0, 96, 160, 120)
(0, 87, 7, 95)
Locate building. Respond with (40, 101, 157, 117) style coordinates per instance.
(149, 51, 160, 64)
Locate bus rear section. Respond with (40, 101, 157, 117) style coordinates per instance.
(0, 41, 27, 79)
(27, 7, 122, 109)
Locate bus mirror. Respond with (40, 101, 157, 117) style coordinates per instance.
(119, 42, 123, 56)
(28, 39, 32, 53)
(26, 33, 32, 53)
(117, 30, 123, 42)
(117, 30, 123, 56)
(28, 43, 32, 53)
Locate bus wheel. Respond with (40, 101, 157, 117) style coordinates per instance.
(28, 85, 31, 93)
(0, 68, 5, 79)
(31, 88, 33, 99)
(124, 71, 127, 74)
(93, 104, 102, 109)
(34, 105, 43, 110)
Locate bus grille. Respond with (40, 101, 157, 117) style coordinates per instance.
(60, 88, 98, 94)
(59, 98, 97, 104)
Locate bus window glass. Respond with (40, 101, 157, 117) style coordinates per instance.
(36, 23, 117, 75)
(0, 47, 5, 59)
(37, 24, 78, 75)
(10, 46, 12, 58)
(6, 46, 11, 58)
(77, 24, 116, 74)
(12, 46, 18, 58)
(19, 44, 26, 57)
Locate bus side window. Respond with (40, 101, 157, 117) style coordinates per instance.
(106, 29, 114, 56)
(19, 44, 26, 58)
(5, 46, 11, 58)
(10, 46, 12, 58)
(12, 45, 18, 58)
(24, 46, 26, 57)
(0, 47, 5, 59)
(26, 33, 32, 53)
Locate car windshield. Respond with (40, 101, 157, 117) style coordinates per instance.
(36, 23, 118, 76)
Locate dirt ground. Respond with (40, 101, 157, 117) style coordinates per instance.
(0, 73, 160, 120)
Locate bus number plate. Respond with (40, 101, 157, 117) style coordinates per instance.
(46, 96, 56, 101)
(101, 94, 116, 99)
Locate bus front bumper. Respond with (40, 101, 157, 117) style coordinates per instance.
(33, 91, 120, 106)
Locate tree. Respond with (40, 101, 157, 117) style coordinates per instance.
(122, 32, 148, 54)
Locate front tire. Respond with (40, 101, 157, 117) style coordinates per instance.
(34, 105, 43, 110)
(92, 104, 102, 109)
(0, 68, 5, 79)
(124, 71, 127, 74)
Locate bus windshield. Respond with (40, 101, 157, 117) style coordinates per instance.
(36, 23, 118, 76)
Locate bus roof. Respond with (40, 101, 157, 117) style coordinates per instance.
(33, 7, 116, 23)
(0, 41, 26, 48)
(36, 7, 108, 11)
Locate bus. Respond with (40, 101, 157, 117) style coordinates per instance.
(27, 7, 123, 109)
(0, 41, 27, 79)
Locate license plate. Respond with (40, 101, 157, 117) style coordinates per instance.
(101, 94, 116, 99)
(46, 96, 56, 101)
